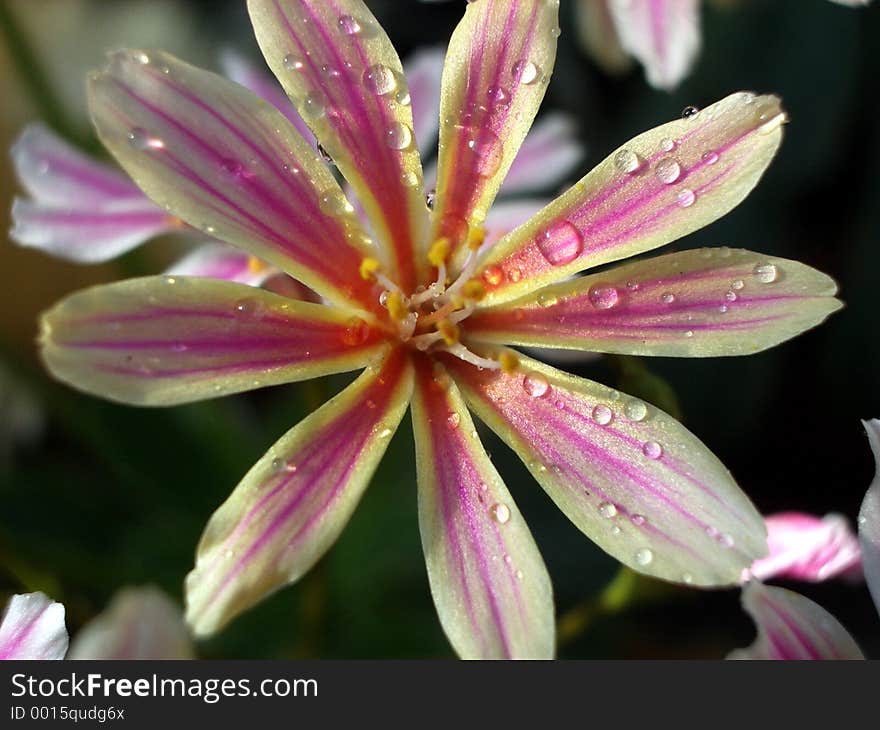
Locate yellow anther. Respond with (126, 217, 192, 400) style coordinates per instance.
(436, 319, 460, 346)
(359, 257, 381, 280)
(385, 290, 409, 321)
(461, 279, 486, 301)
(498, 351, 520, 374)
(428, 238, 451, 267)
(247, 256, 268, 274)
(467, 226, 487, 250)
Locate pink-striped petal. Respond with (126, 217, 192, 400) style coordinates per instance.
(729, 582, 864, 660)
(219, 49, 313, 143)
(750, 513, 862, 583)
(405, 47, 446, 156)
(607, 0, 701, 91)
(166, 243, 277, 287)
(576, 0, 632, 76)
(467, 248, 841, 357)
(247, 0, 428, 291)
(476, 92, 787, 307)
(0, 592, 68, 660)
(860, 419, 880, 617)
(445, 352, 767, 586)
(88, 49, 378, 312)
(40, 276, 386, 406)
(186, 349, 413, 636)
(432, 0, 559, 265)
(68, 587, 193, 660)
(412, 356, 554, 659)
(500, 112, 585, 195)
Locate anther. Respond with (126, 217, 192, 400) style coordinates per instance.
(359, 257, 381, 280)
(436, 319, 460, 346)
(460, 279, 486, 301)
(247, 256, 268, 274)
(428, 238, 451, 268)
(498, 351, 520, 374)
(467, 226, 487, 251)
(384, 290, 409, 321)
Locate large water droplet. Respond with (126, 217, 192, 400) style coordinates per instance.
(659, 137, 676, 152)
(677, 188, 695, 208)
(598, 502, 618, 519)
(536, 220, 583, 266)
(701, 150, 719, 165)
(363, 64, 396, 95)
(635, 548, 654, 566)
(511, 59, 539, 84)
(463, 127, 503, 177)
(624, 399, 648, 421)
(522, 372, 549, 398)
(613, 148, 641, 174)
(338, 14, 362, 35)
(591, 404, 614, 426)
(587, 284, 619, 310)
(681, 105, 700, 119)
(655, 157, 681, 184)
(491, 502, 511, 524)
(301, 92, 326, 119)
(340, 317, 370, 346)
(386, 122, 413, 150)
(127, 127, 163, 151)
(283, 54, 304, 71)
(642, 441, 663, 460)
(482, 265, 505, 287)
(753, 263, 778, 283)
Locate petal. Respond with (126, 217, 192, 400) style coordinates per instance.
(444, 351, 767, 586)
(10, 123, 145, 205)
(0, 592, 68, 660)
(166, 243, 277, 287)
(405, 46, 446, 156)
(40, 276, 386, 406)
(247, 0, 429, 290)
(412, 357, 554, 659)
(219, 49, 313, 143)
(476, 92, 787, 307)
(576, 0, 632, 76)
(499, 112, 585, 196)
(467, 248, 841, 357)
(606, 0, 701, 91)
(68, 587, 193, 660)
(88, 49, 378, 311)
(10, 197, 175, 263)
(751, 513, 862, 583)
(185, 349, 413, 636)
(729, 582, 864, 660)
(859, 419, 880, 617)
(432, 0, 559, 264)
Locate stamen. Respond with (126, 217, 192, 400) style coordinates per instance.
(411, 331, 444, 351)
(436, 319, 460, 346)
(444, 343, 502, 370)
(467, 225, 487, 251)
(384, 290, 409, 321)
(359, 257, 381, 280)
(498, 351, 520, 374)
(247, 256, 268, 274)
(448, 303, 475, 324)
(427, 238, 451, 267)
(460, 280, 486, 301)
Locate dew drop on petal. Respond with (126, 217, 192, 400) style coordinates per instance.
(598, 502, 618, 519)
(642, 441, 663, 459)
(537, 292, 558, 308)
(681, 105, 700, 119)
(488, 85, 511, 108)
(591, 404, 614, 425)
(127, 127, 163, 151)
(491, 502, 511, 524)
(753, 263, 778, 283)
(511, 59, 539, 84)
(338, 14, 362, 35)
(677, 188, 695, 207)
(283, 54, 304, 71)
(363, 64, 397, 95)
(340, 317, 370, 346)
(536, 220, 583, 266)
(660, 292, 676, 305)
(613, 148, 641, 174)
(522, 372, 549, 398)
(624, 399, 648, 422)
(301, 92, 326, 119)
(701, 150, 719, 165)
(446, 412, 461, 430)
(482, 265, 505, 287)
(682, 573, 694, 584)
(386, 122, 412, 150)
(635, 548, 654, 566)
(725, 290, 738, 302)
(631, 514, 646, 527)
(655, 157, 681, 184)
(587, 284, 619, 310)
(731, 279, 745, 290)
(718, 533, 735, 549)
(659, 137, 676, 152)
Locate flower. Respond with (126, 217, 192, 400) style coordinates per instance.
(731, 419, 880, 660)
(0, 586, 192, 660)
(36, 0, 841, 658)
(577, 0, 871, 92)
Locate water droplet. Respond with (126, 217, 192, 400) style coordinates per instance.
(536, 220, 583, 266)
(731, 279, 745, 290)
(701, 150, 719, 165)
(463, 127, 503, 177)
(127, 127, 163, 151)
(283, 54, 304, 71)
(395, 88, 411, 106)
(753, 263, 778, 283)
(491, 502, 511, 524)
(504, 554, 513, 565)
(611, 525, 622, 535)
(301, 91, 326, 119)
(591, 404, 614, 426)
(401, 170, 418, 187)
(377, 427, 393, 439)
(719, 305, 729, 314)
(660, 292, 676, 305)
(363, 64, 396, 95)
(340, 317, 370, 346)
(705, 525, 719, 539)
(522, 372, 549, 398)
(386, 122, 412, 150)
(718, 533, 735, 549)
(635, 548, 654, 566)
(338, 14, 362, 35)
(682, 573, 694, 585)
(271, 457, 286, 473)
(447, 412, 461, 430)
(482, 265, 505, 287)
(487, 85, 511, 108)
(515, 569, 524, 580)
(624, 399, 648, 421)
(655, 157, 681, 184)
(677, 188, 695, 207)
(681, 105, 700, 119)
(511, 59, 539, 84)
(613, 148, 641, 174)
(537, 292, 558, 308)
(725, 290, 738, 302)
(134, 52, 150, 65)
(631, 514, 646, 527)
(598, 502, 618, 518)
(233, 297, 260, 317)
(642, 441, 663, 459)
(659, 137, 676, 152)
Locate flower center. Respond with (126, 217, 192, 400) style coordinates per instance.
(359, 228, 518, 373)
